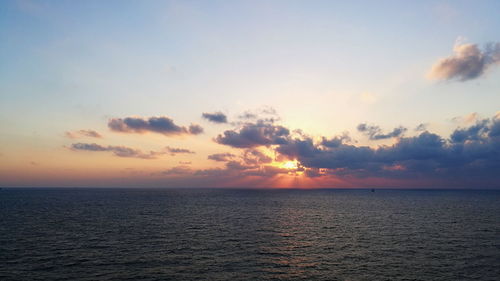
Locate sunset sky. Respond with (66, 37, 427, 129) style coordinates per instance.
(1, 0, 499, 188)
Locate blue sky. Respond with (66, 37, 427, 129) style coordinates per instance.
(0, 0, 499, 187)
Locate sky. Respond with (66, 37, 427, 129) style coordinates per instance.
(1, 0, 499, 188)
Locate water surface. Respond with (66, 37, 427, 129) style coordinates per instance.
(1, 188, 499, 280)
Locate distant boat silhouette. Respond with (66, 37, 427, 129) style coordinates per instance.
(371, 189, 375, 192)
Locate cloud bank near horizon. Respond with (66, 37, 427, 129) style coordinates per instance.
(68, 110, 500, 188)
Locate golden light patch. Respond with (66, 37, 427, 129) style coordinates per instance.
(281, 161, 298, 170)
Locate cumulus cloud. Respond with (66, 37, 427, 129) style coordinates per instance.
(357, 123, 407, 140)
(108, 116, 203, 136)
(71, 143, 164, 159)
(202, 112, 228, 123)
(428, 41, 500, 81)
(275, 114, 500, 185)
(215, 120, 289, 148)
(65, 130, 102, 139)
(321, 133, 351, 148)
(165, 146, 195, 155)
(153, 113, 500, 188)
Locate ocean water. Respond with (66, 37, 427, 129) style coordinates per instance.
(1, 189, 499, 281)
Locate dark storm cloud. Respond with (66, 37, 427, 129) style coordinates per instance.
(215, 120, 290, 148)
(428, 42, 500, 81)
(208, 153, 236, 162)
(357, 123, 407, 140)
(71, 143, 163, 159)
(65, 130, 102, 139)
(165, 146, 195, 155)
(108, 116, 203, 136)
(202, 112, 228, 123)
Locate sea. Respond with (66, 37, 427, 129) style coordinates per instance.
(1, 188, 499, 280)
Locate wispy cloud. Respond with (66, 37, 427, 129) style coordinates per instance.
(71, 143, 164, 159)
(208, 153, 236, 162)
(165, 146, 195, 155)
(357, 123, 407, 140)
(65, 129, 102, 139)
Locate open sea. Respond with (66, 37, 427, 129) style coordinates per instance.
(1, 188, 499, 280)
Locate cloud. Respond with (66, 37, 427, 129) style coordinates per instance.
(202, 112, 228, 123)
(451, 112, 479, 125)
(108, 116, 203, 136)
(65, 130, 102, 139)
(162, 166, 193, 175)
(208, 149, 272, 171)
(225, 160, 256, 171)
(71, 143, 164, 159)
(238, 111, 258, 120)
(68, 109, 500, 188)
(275, 114, 500, 185)
(321, 133, 351, 148)
(428, 41, 500, 81)
(242, 149, 273, 165)
(215, 120, 289, 148)
(188, 124, 204, 134)
(165, 146, 195, 155)
(236, 106, 280, 123)
(357, 123, 407, 140)
(208, 153, 236, 162)
(415, 123, 428, 132)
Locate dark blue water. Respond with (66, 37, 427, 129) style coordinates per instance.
(1, 189, 499, 280)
